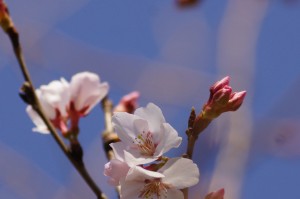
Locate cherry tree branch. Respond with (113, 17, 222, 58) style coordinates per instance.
(1, 4, 107, 198)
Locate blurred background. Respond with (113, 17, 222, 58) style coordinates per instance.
(0, 0, 300, 198)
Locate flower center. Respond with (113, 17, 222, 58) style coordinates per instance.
(134, 131, 156, 156)
(139, 179, 169, 199)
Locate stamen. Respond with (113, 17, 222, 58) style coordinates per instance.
(139, 179, 169, 199)
(133, 131, 157, 156)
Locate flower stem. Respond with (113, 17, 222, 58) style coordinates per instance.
(5, 26, 107, 199)
(101, 97, 121, 198)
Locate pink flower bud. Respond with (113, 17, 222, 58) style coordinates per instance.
(0, 1, 14, 32)
(205, 188, 225, 199)
(114, 91, 140, 114)
(212, 85, 232, 106)
(202, 76, 246, 119)
(210, 76, 230, 95)
(226, 91, 247, 111)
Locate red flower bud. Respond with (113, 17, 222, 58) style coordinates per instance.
(205, 188, 225, 199)
(0, 0, 14, 32)
(202, 76, 246, 119)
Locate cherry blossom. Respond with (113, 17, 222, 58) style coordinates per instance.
(26, 78, 70, 134)
(120, 158, 199, 199)
(111, 103, 182, 165)
(26, 72, 109, 135)
(114, 91, 140, 113)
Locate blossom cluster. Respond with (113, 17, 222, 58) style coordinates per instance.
(104, 103, 200, 199)
(26, 71, 109, 137)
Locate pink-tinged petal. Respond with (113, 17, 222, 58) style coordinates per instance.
(160, 158, 199, 189)
(134, 103, 166, 133)
(83, 82, 109, 114)
(165, 188, 184, 199)
(104, 159, 130, 186)
(155, 123, 182, 156)
(70, 71, 109, 114)
(26, 106, 49, 134)
(120, 179, 144, 199)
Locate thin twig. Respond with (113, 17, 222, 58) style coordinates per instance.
(182, 108, 212, 199)
(4, 25, 106, 199)
(101, 97, 121, 197)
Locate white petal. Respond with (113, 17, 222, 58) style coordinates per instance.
(120, 179, 144, 199)
(37, 78, 70, 119)
(165, 188, 184, 199)
(26, 106, 49, 134)
(160, 158, 199, 189)
(134, 103, 165, 133)
(155, 123, 182, 156)
(70, 71, 109, 114)
(126, 166, 164, 182)
(36, 89, 56, 119)
(110, 142, 127, 162)
(112, 112, 149, 145)
(124, 150, 157, 166)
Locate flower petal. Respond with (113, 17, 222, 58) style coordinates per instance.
(165, 188, 184, 199)
(124, 150, 157, 166)
(160, 158, 199, 189)
(112, 112, 149, 146)
(134, 103, 165, 133)
(40, 78, 70, 117)
(103, 159, 130, 186)
(120, 179, 144, 199)
(110, 142, 126, 162)
(126, 166, 164, 182)
(70, 71, 108, 114)
(26, 106, 49, 134)
(155, 123, 182, 156)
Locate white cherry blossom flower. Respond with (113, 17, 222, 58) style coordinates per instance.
(69, 71, 109, 116)
(26, 78, 70, 134)
(120, 158, 199, 199)
(111, 103, 182, 165)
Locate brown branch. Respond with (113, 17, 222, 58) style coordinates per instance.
(101, 97, 121, 197)
(3, 22, 107, 199)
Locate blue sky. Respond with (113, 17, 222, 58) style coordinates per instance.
(0, 0, 300, 198)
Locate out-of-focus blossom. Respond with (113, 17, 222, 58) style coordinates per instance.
(114, 91, 140, 114)
(205, 188, 225, 199)
(69, 71, 109, 116)
(120, 158, 199, 199)
(26, 71, 109, 135)
(26, 78, 70, 134)
(202, 76, 246, 120)
(0, 0, 14, 32)
(177, 0, 198, 7)
(111, 103, 182, 165)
